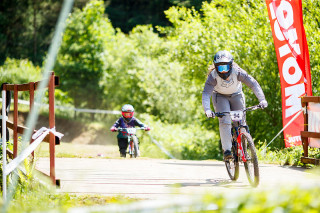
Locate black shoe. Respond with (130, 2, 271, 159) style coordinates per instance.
(120, 153, 126, 158)
(223, 150, 232, 161)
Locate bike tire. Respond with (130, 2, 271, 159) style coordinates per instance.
(242, 132, 259, 187)
(225, 141, 239, 181)
(132, 137, 139, 158)
(128, 140, 134, 158)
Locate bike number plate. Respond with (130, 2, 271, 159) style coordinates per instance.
(127, 128, 136, 134)
(230, 111, 243, 121)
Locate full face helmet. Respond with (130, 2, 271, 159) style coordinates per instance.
(214, 50, 234, 80)
(121, 104, 134, 122)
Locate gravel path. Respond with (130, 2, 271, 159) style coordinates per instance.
(36, 157, 320, 200)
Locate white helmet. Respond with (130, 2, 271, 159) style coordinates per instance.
(214, 50, 234, 80)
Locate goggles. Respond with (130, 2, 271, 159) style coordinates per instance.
(217, 64, 230, 73)
(122, 112, 134, 118)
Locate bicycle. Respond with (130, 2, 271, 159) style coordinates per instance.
(214, 105, 263, 187)
(117, 127, 145, 158)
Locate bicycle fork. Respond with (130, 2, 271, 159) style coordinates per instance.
(237, 133, 247, 163)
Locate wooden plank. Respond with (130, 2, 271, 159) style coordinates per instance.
(4, 75, 59, 91)
(301, 96, 320, 104)
(301, 131, 320, 139)
(6, 120, 60, 145)
(6, 149, 14, 160)
(301, 157, 320, 165)
(34, 75, 60, 90)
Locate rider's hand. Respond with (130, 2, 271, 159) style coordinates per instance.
(110, 127, 117, 132)
(145, 126, 151, 131)
(205, 110, 215, 118)
(259, 100, 268, 109)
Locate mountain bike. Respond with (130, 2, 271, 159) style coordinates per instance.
(214, 105, 263, 187)
(117, 127, 145, 158)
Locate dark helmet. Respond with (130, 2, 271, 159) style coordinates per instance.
(121, 104, 134, 122)
(214, 50, 234, 80)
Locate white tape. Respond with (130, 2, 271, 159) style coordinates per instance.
(0, 98, 121, 115)
(263, 109, 302, 153)
(4, 127, 63, 176)
(0, 115, 8, 120)
(147, 133, 175, 159)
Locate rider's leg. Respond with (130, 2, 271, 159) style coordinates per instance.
(118, 137, 128, 157)
(212, 93, 232, 153)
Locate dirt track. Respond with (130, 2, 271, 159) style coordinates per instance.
(36, 157, 320, 200)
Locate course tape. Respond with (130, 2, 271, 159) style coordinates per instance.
(0, 98, 121, 115)
(147, 133, 175, 159)
(4, 127, 64, 176)
(263, 109, 302, 153)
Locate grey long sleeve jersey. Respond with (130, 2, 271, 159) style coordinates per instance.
(202, 62, 266, 112)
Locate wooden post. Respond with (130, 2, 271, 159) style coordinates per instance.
(30, 82, 35, 158)
(13, 85, 18, 158)
(49, 72, 56, 184)
(302, 97, 309, 157)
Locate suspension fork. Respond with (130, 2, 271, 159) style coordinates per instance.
(128, 136, 133, 154)
(237, 131, 247, 163)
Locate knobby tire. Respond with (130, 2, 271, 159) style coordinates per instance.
(132, 137, 139, 158)
(225, 140, 239, 181)
(242, 132, 259, 187)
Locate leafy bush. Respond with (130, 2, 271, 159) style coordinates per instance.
(139, 114, 221, 160)
(257, 143, 320, 167)
(0, 58, 42, 84)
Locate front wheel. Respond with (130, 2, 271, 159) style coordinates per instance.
(131, 136, 139, 158)
(225, 140, 239, 181)
(242, 132, 259, 187)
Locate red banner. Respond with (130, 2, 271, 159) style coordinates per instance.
(265, 0, 312, 147)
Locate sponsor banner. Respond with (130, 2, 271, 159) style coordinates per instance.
(265, 0, 312, 147)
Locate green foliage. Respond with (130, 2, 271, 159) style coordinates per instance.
(2, 0, 320, 156)
(257, 143, 320, 167)
(200, 185, 320, 212)
(0, 0, 90, 65)
(6, 180, 137, 212)
(0, 58, 42, 84)
(303, 0, 320, 96)
(139, 114, 221, 160)
(160, 0, 284, 147)
(55, 0, 114, 109)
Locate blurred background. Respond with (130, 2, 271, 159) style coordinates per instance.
(1, 0, 320, 160)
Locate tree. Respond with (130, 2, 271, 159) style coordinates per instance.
(55, 0, 114, 118)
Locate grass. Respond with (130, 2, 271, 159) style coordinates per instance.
(6, 190, 140, 213)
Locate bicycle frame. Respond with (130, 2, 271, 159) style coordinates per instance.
(235, 127, 247, 163)
(117, 127, 145, 157)
(216, 105, 261, 163)
(127, 136, 136, 155)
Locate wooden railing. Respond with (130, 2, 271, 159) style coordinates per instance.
(1, 72, 60, 185)
(301, 96, 320, 165)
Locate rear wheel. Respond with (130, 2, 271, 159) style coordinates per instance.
(225, 140, 239, 181)
(242, 132, 259, 187)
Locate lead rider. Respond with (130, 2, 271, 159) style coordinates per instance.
(202, 50, 268, 160)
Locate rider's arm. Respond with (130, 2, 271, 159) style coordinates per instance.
(202, 72, 217, 112)
(112, 118, 121, 128)
(237, 66, 266, 102)
(133, 118, 146, 128)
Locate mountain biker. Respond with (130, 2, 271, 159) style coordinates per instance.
(202, 50, 268, 161)
(110, 104, 150, 157)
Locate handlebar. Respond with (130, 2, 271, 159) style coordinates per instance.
(117, 127, 146, 131)
(214, 104, 263, 118)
